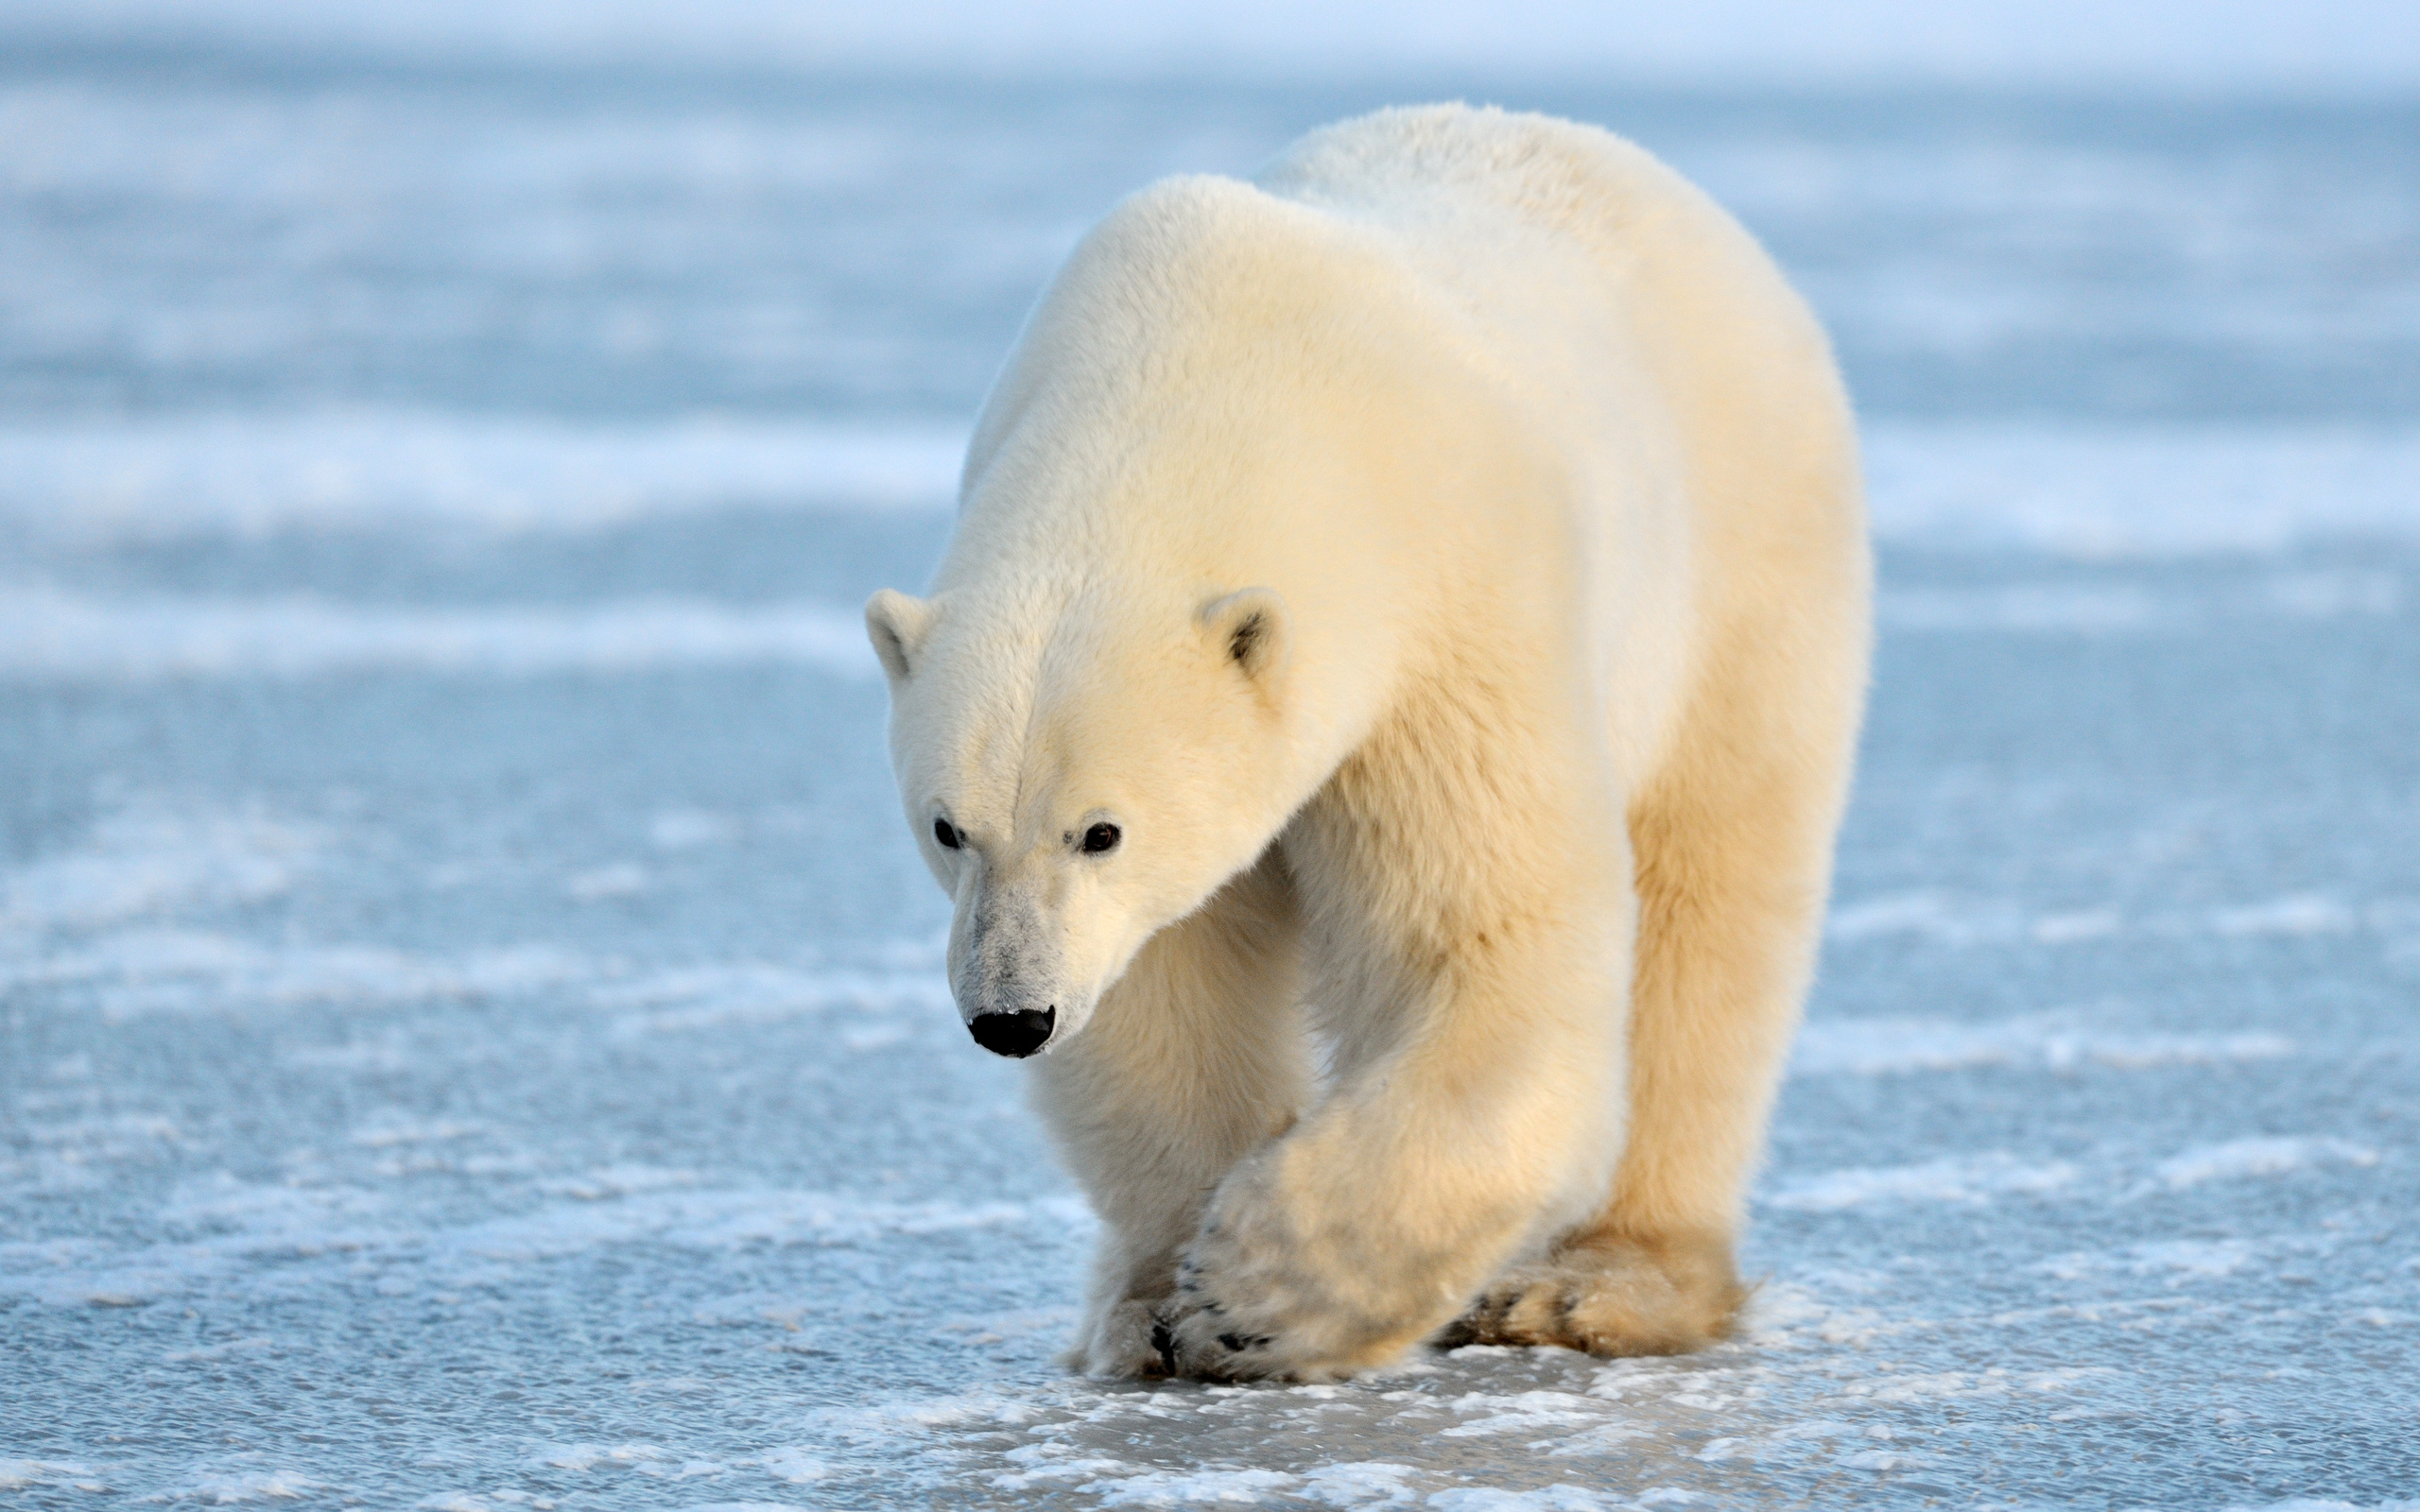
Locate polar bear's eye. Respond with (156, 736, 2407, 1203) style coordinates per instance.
(1080, 822, 1121, 855)
(933, 818, 962, 850)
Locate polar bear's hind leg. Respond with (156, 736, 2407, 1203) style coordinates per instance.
(1444, 582, 1865, 1355)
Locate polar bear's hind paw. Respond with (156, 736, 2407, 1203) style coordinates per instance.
(1440, 1231, 1746, 1357)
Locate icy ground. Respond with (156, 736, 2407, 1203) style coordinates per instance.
(5, 40, 2420, 1512)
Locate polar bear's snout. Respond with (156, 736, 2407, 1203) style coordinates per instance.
(951, 880, 1077, 1057)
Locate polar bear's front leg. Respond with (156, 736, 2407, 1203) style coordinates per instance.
(1157, 719, 1634, 1381)
(1027, 852, 1307, 1376)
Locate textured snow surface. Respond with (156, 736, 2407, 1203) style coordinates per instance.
(6, 41, 2420, 1512)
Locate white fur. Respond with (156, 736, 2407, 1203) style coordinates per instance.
(868, 104, 1870, 1380)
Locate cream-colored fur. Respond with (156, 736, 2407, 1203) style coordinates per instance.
(867, 104, 1870, 1381)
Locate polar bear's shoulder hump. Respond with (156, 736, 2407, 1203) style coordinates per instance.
(1256, 104, 1696, 237)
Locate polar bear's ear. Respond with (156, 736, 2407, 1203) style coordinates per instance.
(1199, 588, 1288, 686)
(865, 589, 938, 681)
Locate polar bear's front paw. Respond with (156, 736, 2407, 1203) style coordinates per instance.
(1147, 1146, 1462, 1380)
(1148, 1206, 1376, 1381)
(1441, 1230, 1745, 1357)
(1150, 1270, 1292, 1382)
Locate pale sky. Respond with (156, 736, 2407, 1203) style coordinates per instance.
(12, 0, 2420, 91)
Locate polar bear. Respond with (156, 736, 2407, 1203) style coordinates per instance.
(865, 104, 1869, 1382)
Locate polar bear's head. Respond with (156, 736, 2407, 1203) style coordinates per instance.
(865, 582, 1294, 1057)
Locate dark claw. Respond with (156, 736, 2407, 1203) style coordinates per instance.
(1150, 1318, 1178, 1375)
(1216, 1332, 1271, 1352)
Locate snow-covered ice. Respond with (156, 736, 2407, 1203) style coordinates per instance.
(4, 24, 2418, 1512)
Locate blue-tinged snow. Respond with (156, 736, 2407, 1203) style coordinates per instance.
(4, 28, 2419, 1512)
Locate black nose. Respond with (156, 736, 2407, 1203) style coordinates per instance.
(967, 1007, 1055, 1058)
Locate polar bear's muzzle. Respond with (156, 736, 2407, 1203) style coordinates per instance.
(952, 882, 1074, 1057)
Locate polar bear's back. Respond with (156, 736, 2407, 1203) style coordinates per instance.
(1259, 105, 1867, 789)
(1254, 105, 1850, 490)
(1257, 103, 1691, 252)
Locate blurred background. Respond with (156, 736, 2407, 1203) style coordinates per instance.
(4, 3, 2418, 1508)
